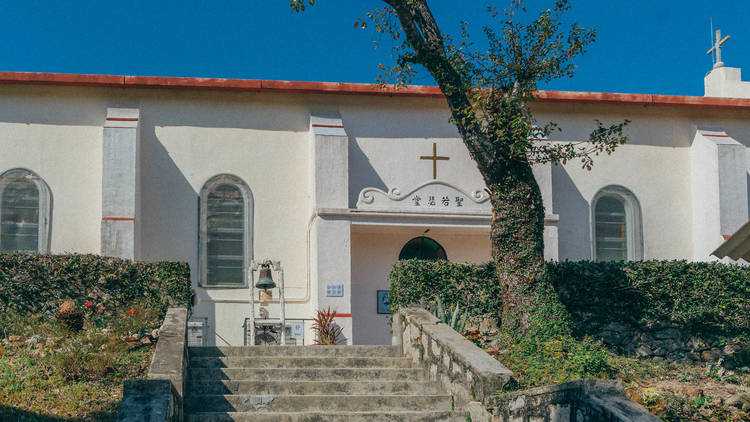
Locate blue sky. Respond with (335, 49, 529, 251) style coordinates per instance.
(0, 0, 747, 96)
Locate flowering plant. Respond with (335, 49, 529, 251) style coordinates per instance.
(464, 329, 482, 347)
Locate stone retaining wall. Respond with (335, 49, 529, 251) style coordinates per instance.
(589, 321, 745, 367)
(392, 306, 513, 411)
(118, 307, 188, 422)
(485, 379, 661, 422)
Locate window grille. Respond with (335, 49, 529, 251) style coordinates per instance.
(0, 168, 51, 253)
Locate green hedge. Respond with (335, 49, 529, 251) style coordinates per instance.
(389, 259, 501, 322)
(389, 259, 750, 338)
(0, 253, 191, 317)
(550, 260, 750, 338)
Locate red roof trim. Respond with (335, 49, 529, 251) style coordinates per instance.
(2, 71, 750, 109)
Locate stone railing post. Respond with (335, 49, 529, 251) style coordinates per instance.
(118, 307, 188, 422)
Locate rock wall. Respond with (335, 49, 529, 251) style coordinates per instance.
(589, 321, 745, 367)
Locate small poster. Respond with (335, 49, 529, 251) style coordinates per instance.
(377, 290, 390, 314)
(290, 321, 305, 339)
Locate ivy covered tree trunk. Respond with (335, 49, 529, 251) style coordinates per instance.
(487, 159, 571, 339)
(489, 161, 545, 333)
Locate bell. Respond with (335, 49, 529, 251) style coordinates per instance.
(255, 267, 276, 290)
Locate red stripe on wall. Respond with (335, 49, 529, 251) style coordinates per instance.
(334, 313, 352, 318)
(312, 124, 345, 128)
(102, 217, 135, 221)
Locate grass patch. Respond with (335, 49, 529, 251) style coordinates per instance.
(0, 307, 160, 421)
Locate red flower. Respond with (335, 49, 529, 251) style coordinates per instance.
(85, 301, 93, 308)
(127, 308, 137, 315)
(99, 305, 105, 310)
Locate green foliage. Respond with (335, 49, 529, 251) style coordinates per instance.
(389, 259, 501, 323)
(501, 335, 613, 388)
(389, 259, 750, 340)
(428, 297, 469, 333)
(548, 260, 750, 338)
(0, 253, 191, 319)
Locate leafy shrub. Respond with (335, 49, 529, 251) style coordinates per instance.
(56, 299, 84, 332)
(501, 335, 613, 388)
(0, 253, 191, 319)
(389, 259, 750, 340)
(548, 260, 750, 338)
(389, 259, 501, 323)
(429, 297, 469, 333)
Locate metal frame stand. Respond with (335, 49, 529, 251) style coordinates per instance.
(249, 259, 286, 346)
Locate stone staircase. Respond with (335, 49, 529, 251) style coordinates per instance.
(185, 345, 467, 421)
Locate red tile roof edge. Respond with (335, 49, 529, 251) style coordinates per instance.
(1, 71, 750, 109)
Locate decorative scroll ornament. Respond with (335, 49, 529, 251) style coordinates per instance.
(357, 180, 490, 213)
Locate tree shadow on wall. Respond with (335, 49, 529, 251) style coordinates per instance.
(0, 405, 116, 421)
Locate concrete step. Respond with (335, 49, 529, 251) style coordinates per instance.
(189, 356, 412, 369)
(185, 394, 453, 413)
(186, 411, 467, 422)
(189, 345, 401, 358)
(189, 367, 426, 382)
(188, 380, 440, 396)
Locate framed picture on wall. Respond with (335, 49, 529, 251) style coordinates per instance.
(377, 290, 390, 314)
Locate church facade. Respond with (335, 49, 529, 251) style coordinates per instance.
(1, 65, 749, 346)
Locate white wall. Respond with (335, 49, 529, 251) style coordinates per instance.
(0, 85, 104, 254)
(136, 91, 312, 346)
(350, 225, 491, 345)
(705, 67, 750, 99)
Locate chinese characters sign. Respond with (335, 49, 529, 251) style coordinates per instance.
(411, 195, 465, 208)
(357, 180, 490, 213)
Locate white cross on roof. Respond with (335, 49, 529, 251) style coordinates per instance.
(707, 29, 731, 68)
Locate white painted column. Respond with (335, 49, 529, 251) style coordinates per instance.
(691, 129, 748, 261)
(533, 158, 560, 261)
(308, 112, 353, 344)
(101, 108, 141, 260)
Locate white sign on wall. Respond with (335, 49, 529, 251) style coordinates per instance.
(356, 180, 490, 213)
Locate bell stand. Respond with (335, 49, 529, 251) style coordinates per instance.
(248, 259, 286, 346)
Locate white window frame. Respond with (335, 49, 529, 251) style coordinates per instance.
(0, 168, 52, 254)
(198, 174, 253, 288)
(591, 185, 643, 261)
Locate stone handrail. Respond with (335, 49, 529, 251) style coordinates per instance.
(118, 307, 188, 422)
(392, 306, 513, 410)
(484, 379, 662, 421)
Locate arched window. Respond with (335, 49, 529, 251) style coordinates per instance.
(592, 185, 643, 261)
(0, 168, 52, 253)
(399, 236, 447, 260)
(199, 174, 253, 287)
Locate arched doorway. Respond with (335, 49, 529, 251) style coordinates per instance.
(398, 236, 447, 260)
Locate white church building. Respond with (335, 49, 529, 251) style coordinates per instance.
(1, 58, 750, 346)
